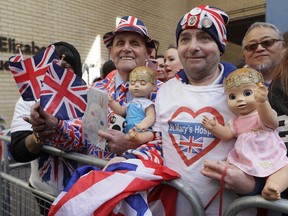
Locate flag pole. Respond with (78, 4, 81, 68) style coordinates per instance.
(16, 44, 23, 59)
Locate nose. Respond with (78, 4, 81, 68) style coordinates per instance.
(254, 43, 266, 52)
(134, 81, 140, 87)
(188, 38, 200, 52)
(236, 95, 244, 102)
(122, 42, 132, 51)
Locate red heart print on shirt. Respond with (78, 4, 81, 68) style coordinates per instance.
(168, 106, 224, 166)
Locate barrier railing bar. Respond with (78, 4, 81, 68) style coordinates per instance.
(0, 172, 55, 202)
(0, 135, 11, 174)
(223, 195, 288, 216)
(163, 179, 205, 215)
(42, 145, 108, 168)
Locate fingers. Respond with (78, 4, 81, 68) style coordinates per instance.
(98, 129, 113, 140)
(202, 160, 230, 181)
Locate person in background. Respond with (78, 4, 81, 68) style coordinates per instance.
(92, 59, 116, 82)
(268, 46, 288, 208)
(105, 5, 256, 215)
(164, 44, 182, 80)
(242, 22, 285, 84)
(27, 16, 162, 158)
(148, 39, 159, 59)
(155, 55, 168, 82)
(10, 41, 83, 215)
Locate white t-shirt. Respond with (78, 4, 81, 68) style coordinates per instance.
(153, 77, 255, 215)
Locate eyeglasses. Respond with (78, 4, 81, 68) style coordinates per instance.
(244, 39, 283, 52)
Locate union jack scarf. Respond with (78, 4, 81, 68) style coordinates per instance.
(49, 159, 179, 216)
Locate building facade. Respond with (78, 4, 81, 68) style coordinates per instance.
(0, 0, 265, 125)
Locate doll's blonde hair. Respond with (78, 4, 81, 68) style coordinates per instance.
(129, 66, 156, 85)
(224, 68, 264, 91)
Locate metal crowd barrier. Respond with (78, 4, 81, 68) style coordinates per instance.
(3, 133, 288, 216)
(224, 195, 288, 216)
(1, 134, 204, 215)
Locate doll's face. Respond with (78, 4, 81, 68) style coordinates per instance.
(226, 83, 257, 116)
(129, 79, 155, 98)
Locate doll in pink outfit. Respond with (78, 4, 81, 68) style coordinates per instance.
(202, 68, 288, 200)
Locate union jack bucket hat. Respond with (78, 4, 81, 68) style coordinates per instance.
(103, 16, 155, 49)
(176, 5, 229, 54)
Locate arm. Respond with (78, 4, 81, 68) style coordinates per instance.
(10, 131, 41, 162)
(10, 98, 45, 162)
(108, 96, 126, 117)
(102, 131, 164, 170)
(29, 102, 86, 153)
(201, 160, 257, 194)
(255, 83, 278, 129)
(202, 115, 235, 141)
(135, 104, 155, 130)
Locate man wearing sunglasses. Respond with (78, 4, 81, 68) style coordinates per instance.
(242, 22, 285, 84)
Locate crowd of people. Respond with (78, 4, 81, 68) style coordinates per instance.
(4, 3, 288, 216)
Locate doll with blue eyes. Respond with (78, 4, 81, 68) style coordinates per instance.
(202, 68, 288, 200)
(108, 66, 156, 145)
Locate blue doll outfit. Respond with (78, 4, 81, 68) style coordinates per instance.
(124, 98, 154, 134)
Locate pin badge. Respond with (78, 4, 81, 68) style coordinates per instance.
(190, 7, 201, 15)
(201, 17, 212, 28)
(180, 14, 188, 26)
(188, 15, 198, 26)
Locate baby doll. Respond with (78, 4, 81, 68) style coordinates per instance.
(202, 68, 288, 200)
(108, 66, 156, 145)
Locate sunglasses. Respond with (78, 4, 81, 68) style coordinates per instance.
(244, 39, 283, 52)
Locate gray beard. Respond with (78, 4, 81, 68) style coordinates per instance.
(248, 61, 279, 77)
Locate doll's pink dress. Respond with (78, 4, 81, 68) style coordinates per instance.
(227, 111, 288, 177)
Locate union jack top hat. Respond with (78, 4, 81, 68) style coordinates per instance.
(103, 16, 155, 49)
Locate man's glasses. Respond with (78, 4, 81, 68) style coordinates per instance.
(244, 39, 283, 52)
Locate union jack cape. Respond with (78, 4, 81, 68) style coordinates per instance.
(49, 159, 179, 216)
(9, 45, 58, 101)
(40, 62, 88, 120)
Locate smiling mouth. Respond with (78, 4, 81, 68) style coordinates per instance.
(120, 57, 134, 60)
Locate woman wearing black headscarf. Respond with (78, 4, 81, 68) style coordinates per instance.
(9, 41, 82, 215)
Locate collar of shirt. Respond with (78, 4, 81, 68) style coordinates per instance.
(176, 63, 224, 85)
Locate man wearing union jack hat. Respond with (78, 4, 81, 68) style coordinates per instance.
(28, 16, 162, 158)
(106, 5, 258, 215)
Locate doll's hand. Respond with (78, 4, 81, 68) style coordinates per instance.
(254, 82, 268, 103)
(202, 115, 217, 130)
(135, 123, 147, 131)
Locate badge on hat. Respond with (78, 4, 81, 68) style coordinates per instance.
(190, 7, 202, 15)
(180, 14, 188, 26)
(188, 15, 198, 27)
(201, 17, 212, 28)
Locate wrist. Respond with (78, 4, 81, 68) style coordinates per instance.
(32, 133, 42, 145)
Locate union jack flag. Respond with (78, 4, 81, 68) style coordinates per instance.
(38, 154, 77, 187)
(179, 134, 203, 154)
(48, 159, 179, 216)
(9, 45, 58, 101)
(40, 62, 88, 120)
